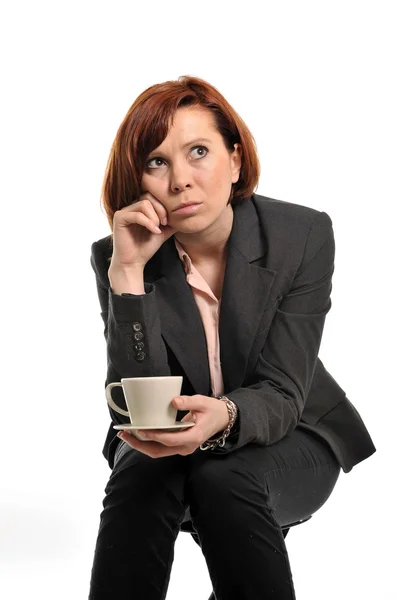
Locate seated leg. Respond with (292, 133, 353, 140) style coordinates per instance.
(186, 428, 340, 600)
(89, 441, 189, 600)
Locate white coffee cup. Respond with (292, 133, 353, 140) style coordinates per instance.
(105, 376, 183, 427)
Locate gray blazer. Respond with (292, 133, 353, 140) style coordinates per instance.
(90, 193, 376, 473)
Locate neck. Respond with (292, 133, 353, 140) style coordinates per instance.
(174, 206, 234, 264)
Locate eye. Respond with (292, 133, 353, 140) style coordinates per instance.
(146, 157, 166, 169)
(145, 145, 209, 169)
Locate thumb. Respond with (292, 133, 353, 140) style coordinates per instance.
(173, 395, 205, 411)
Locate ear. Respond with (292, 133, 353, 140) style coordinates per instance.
(231, 143, 242, 184)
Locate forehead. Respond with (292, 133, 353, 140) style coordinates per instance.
(166, 106, 219, 139)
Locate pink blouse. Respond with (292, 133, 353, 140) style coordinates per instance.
(174, 238, 224, 397)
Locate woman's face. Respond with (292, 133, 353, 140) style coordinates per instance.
(140, 106, 241, 235)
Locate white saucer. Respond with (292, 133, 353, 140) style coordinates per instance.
(113, 421, 196, 432)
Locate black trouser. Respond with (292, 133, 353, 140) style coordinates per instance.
(88, 428, 340, 599)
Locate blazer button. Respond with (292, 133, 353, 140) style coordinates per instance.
(132, 322, 142, 332)
(133, 342, 145, 351)
(133, 331, 144, 340)
(135, 351, 146, 361)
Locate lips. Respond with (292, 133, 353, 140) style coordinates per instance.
(173, 202, 201, 212)
(172, 202, 203, 215)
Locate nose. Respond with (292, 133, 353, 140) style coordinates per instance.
(170, 159, 193, 193)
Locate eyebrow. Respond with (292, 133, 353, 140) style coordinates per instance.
(147, 138, 213, 157)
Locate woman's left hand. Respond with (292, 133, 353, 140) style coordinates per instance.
(116, 395, 230, 458)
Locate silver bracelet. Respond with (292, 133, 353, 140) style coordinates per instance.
(200, 396, 238, 451)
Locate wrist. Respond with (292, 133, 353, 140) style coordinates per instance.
(108, 264, 145, 279)
(219, 396, 238, 429)
(221, 399, 230, 430)
(200, 396, 238, 451)
(108, 265, 145, 295)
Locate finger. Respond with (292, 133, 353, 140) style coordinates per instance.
(117, 197, 162, 229)
(139, 426, 200, 447)
(183, 412, 198, 424)
(118, 431, 168, 453)
(118, 432, 189, 458)
(117, 431, 141, 448)
(180, 411, 193, 423)
(174, 395, 208, 413)
(141, 193, 169, 226)
(139, 198, 164, 227)
(115, 208, 162, 235)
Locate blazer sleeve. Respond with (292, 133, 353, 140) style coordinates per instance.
(90, 243, 172, 424)
(212, 210, 335, 454)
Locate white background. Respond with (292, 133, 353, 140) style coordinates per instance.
(1, 1, 397, 598)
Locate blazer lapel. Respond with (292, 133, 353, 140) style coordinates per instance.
(219, 200, 277, 393)
(146, 198, 277, 396)
(149, 238, 211, 395)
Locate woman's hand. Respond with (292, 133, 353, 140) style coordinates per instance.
(109, 191, 177, 271)
(116, 395, 230, 458)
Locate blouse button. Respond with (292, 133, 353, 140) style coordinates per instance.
(135, 351, 146, 361)
(132, 322, 142, 332)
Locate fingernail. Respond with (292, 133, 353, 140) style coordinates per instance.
(117, 432, 123, 438)
(154, 226, 162, 233)
(161, 217, 167, 225)
(138, 431, 147, 437)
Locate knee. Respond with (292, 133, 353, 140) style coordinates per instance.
(187, 454, 265, 514)
(103, 446, 186, 507)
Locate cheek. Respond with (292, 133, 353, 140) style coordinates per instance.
(208, 161, 230, 185)
(141, 172, 153, 187)
(141, 173, 163, 194)
(140, 173, 148, 192)
(200, 163, 225, 187)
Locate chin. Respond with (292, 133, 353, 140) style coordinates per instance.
(174, 223, 206, 235)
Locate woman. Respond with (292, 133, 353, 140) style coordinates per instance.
(88, 75, 376, 599)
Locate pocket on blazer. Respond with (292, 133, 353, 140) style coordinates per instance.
(300, 361, 347, 424)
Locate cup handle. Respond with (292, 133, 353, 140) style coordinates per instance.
(105, 382, 130, 417)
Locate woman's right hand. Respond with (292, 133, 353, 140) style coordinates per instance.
(109, 192, 177, 271)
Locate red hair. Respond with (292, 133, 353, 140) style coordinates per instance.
(100, 75, 261, 232)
